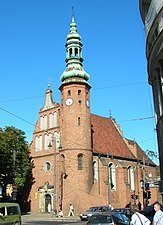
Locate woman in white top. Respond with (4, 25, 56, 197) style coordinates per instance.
(130, 208, 151, 225)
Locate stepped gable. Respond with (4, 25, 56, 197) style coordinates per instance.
(91, 114, 136, 159)
(126, 139, 155, 166)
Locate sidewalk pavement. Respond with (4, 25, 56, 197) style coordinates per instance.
(22, 212, 80, 222)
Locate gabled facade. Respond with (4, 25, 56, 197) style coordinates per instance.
(29, 16, 159, 215)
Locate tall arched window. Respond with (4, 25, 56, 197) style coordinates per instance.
(78, 154, 83, 170)
(54, 132, 60, 149)
(39, 135, 42, 151)
(108, 163, 116, 190)
(44, 115, 47, 130)
(44, 133, 52, 150)
(35, 136, 39, 151)
(93, 160, 98, 181)
(49, 113, 53, 128)
(40, 115, 47, 130)
(40, 116, 43, 130)
(54, 112, 57, 127)
(128, 166, 135, 191)
(35, 135, 42, 151)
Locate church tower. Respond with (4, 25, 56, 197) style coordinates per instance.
(59, 16, 93, 212)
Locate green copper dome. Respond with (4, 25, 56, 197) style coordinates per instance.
(60, 16, 90, 83)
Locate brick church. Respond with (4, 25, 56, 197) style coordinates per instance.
(29, 16, 159, 215)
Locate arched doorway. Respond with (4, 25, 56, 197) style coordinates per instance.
(45, 194, 51, 213)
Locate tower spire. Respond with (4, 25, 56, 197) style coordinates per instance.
(60, 15, 90, 84)
(72, 6, 74, 18)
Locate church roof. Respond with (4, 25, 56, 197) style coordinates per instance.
(91, 114, 135, 159)
(91, 114, 155, 165)
(126, 139, 155, 166)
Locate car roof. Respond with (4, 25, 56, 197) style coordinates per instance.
(0, 203, 19, 207)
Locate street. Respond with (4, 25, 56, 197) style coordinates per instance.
(22, 214, 86, 225)
(22, 221, 86, 225)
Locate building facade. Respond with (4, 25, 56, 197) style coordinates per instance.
(29, 16, 159, 215)
(139, 0, 163, 195)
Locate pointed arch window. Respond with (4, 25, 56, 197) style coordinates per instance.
(40, 116, 43, 130)
(128, 166, 135, 191)
(44, 115, 47, 130)
(35, 135, 42, 151)
(53, 112, 57, 127)
(49, 113, 53, 128)
(40, 115, 47, 130)
(78, 154, 83, 170)
(35, 136, 39, 151)
(44, 133, 52, 150)
(54, 132, 60, 149)
(108, 163, 116, 190)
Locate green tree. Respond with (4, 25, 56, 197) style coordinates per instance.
(146, 149, 158, 162)
(0, 126, 33, 208)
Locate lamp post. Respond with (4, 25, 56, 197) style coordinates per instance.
(53, 136, 57, 217)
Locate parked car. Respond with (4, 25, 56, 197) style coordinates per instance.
(111, 208, 132, 220)
(0, 202, 21, 225)
(80, 206, 112, 221)
(86, 212, 130, 225)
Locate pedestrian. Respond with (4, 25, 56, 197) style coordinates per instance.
(68, 203, 74, 216)
(136, 199, 142, 211)
(153, 202, 163, 225)
(125, 202, 131, 208)
(130, 208, 150, 225)
(58, 204, 64, 217)
(108, 203, 114, 210)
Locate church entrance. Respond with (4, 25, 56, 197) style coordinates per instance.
(45, 194, 51, 213)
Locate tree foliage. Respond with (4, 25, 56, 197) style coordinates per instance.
(0, 126, 32, 204)
(145, 149, 158, 162)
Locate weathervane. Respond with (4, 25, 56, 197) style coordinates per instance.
(48, 77, 52, 88)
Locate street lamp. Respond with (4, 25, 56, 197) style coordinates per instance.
(52, 136, 57, 217)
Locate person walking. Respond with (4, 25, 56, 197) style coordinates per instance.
(153, 202, 163, 225)
(108, 203, 114, 210)
(58, 204, 64, 217)
(130, 208, 150, 225)
(68, 203, 74, 216)
(47, 203, 51, 213)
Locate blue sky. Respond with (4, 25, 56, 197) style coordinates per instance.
(0, 1, 158, 163)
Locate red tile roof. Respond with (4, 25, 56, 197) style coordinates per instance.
(91, 114, 136, 159)
(126, 139, 155, 165)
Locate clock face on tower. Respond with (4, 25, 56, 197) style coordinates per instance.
(86, 99, 90, 108)
(66, 98, 73, 106)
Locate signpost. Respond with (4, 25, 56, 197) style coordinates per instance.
(12, 184, 17, 200)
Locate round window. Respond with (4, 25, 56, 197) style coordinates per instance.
(44, 162, 51, 172)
